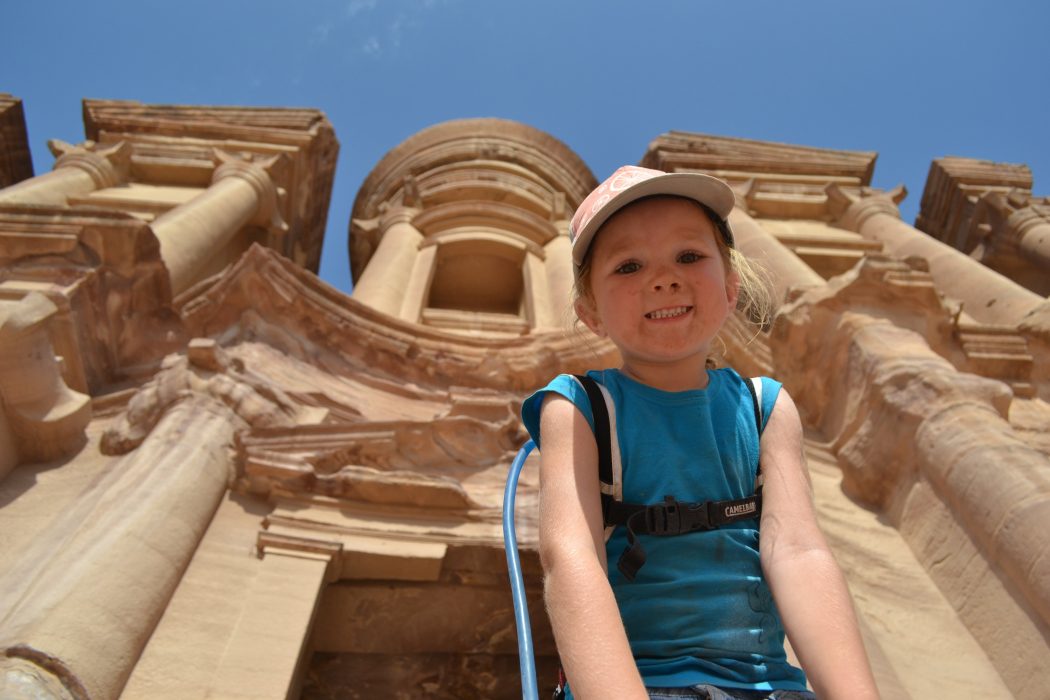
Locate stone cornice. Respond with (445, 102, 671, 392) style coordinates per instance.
(643, 131, 877, 184)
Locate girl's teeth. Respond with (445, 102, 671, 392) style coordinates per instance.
(647, 306, 689, 319)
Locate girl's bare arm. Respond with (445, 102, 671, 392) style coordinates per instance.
(759, 389, 880, 700)
(537, 393, 648, 700)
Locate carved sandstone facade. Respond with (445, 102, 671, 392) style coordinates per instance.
(0, 98, 1047, 699)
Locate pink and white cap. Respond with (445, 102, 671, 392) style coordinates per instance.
(569, 165, 736, 266)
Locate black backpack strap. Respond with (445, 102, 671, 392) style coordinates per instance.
(573, 374, 614, 524)
(609, 491, 762, 580)
(744, 376, 764, 492)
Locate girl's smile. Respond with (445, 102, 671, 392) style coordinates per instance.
(645, 305, 693, 320)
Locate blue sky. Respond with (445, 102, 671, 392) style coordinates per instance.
(4, 0, 1048, 294)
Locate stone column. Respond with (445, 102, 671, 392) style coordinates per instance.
(0, 293, 91, 479)
(544, 224, 575, 329)
(0, 141, 129, 207)
(151, 153, 287, 295)
(351, 206, 423, 317)
(0, 397, 235, 700)
(829, 185, 1045, 326)
(728, 206, 825, 302)
(1008, 206, 1050, 271)
(523, 250, 554, 330)
(398, 244, 438, 323)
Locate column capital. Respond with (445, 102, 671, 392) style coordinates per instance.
(825, 183, 907, 231)
(1006, 202, 1050, 237)
(48, 139, 130, 189)
(377, 203, 421, 230)
(211, 150, 289, 235)
(1007, 202, 1050, 268)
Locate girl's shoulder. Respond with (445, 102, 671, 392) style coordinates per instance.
(520, 372, 602, 449)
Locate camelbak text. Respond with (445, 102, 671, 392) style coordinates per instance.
(725, 501, 757, 518)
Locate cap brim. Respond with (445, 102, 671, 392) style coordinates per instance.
(572, 172, 736, 266)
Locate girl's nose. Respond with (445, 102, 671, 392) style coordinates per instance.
(651, 266, 681, 291)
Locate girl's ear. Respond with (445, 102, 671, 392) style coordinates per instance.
(725, 268, 741, 310)
(574, 297, 606, 337)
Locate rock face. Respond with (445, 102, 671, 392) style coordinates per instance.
(0, 98, 1047, 699)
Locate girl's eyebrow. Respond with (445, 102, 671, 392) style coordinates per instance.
(597, 240, 641, 261)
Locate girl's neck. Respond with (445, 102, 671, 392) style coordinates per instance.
(619, 357, 711, 393)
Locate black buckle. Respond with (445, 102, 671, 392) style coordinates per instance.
(644, 496, 680, 535)
(680, 500, 713, 532)
(642, 496, 718, 535)
(647, 496, 708, 534)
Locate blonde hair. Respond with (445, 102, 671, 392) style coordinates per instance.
(573, 195, 775, 338)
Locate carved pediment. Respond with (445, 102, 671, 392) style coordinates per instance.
(179, 243, 616, 392)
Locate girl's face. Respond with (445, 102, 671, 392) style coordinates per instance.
(575, 197, 739, 382)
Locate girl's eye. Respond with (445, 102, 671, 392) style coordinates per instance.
(614, 261, 641, 274)
(678, 251, 703, 263)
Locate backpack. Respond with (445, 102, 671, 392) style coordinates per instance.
(571, 373, 766, 581)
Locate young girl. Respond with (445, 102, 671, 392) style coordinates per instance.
(521, 166, 879, 700)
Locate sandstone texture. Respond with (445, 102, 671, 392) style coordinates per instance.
(1, 98, 1047, 699)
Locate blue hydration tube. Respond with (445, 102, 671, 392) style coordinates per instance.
(503, 439, 539, 700)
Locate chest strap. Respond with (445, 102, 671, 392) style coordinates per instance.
(573, 374, 764, 582)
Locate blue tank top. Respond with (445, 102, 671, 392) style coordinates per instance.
(521, 368, 808, 692)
